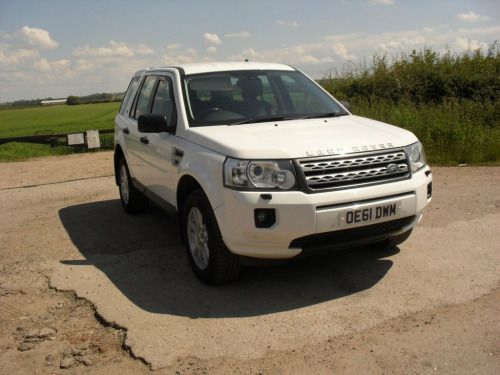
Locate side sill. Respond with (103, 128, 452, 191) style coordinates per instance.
(132, 178, 177, 213)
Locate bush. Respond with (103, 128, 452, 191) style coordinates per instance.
(66, 95, 82, 105)
(320, 43, 500, 165)
(322, 42, 500, 105)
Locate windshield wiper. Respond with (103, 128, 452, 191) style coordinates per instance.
(300, 112, 349, 119)
(233, 115, 289, 125)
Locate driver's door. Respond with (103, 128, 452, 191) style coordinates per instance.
(136, 75, 177, 206)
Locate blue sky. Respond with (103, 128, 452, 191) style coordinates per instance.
(0, 0, 498, 102)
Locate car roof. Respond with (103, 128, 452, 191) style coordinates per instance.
(134, 62, 296, 76)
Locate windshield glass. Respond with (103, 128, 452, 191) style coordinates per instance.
(183, 70, 348, 126)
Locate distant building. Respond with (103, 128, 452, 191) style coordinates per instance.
(41, 99, 67, 105)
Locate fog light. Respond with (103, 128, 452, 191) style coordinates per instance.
(254, 209, 276, 228)
(427, 182, 433, 199)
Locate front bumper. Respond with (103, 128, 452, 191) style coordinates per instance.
(215, 167, 432, 258)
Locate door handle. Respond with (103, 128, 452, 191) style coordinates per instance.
(140, 136, 149, 145)
(123, 128, 130, 134)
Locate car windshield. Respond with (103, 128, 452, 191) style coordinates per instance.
(183, 70, 348, 126)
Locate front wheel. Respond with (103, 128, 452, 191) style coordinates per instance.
(182, 189, 241, 284)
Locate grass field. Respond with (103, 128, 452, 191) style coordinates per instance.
(0, 102, 119, 161)
(1, 72, 499, 165)
(1, 99, 498, 164)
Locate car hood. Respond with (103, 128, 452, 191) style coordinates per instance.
(184, 115, 418, 159)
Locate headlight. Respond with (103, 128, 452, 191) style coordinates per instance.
(405, 141, 427, 173)
(224, 158, 297, 190)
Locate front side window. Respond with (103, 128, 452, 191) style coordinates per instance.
(183, 70, 347, 126)
(132, 75, 157, 119)
(119, 76, 141, 115)
(151, 78, 176, 126)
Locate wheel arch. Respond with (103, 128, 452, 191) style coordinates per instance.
(114, 145, 125, 186)
(177, 174, 203, 215)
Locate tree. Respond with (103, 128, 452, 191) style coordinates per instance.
(66, 95, 82, 105)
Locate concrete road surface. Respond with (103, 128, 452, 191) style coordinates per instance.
(1, 153, 499, 373)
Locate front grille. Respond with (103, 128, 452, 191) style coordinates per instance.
(298, 150, 410, 191)
(289, 216, 416, 250)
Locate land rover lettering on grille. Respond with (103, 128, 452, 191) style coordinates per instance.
(306, 143, 396, 157)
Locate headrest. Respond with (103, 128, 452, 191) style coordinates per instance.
(237, 77, 263, 98)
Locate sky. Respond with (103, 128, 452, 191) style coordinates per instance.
(0, 0, 498, 102)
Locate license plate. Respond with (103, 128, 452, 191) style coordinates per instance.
(315, 194, 416, 232)
(339, 202, 400, 227)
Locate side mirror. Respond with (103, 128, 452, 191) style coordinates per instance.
(138, 114, 176, 134)
(339, 101, 351, 111)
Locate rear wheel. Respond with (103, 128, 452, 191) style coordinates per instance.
(182, 189, 241, 284)
(118, 157, 149, 214)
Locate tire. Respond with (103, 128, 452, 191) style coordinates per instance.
(182, 189, 241, 284)
(373, 228, 413, 249)
(118, 157, 149, 214)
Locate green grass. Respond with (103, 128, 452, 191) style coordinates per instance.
(0, 102, 119, 137)
(0, 102, 119, 161)
(347, 98, 500, 165)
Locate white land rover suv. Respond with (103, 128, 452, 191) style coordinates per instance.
(114, 62, 432, 284)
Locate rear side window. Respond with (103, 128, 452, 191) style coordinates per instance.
(119, 76, 141, 115)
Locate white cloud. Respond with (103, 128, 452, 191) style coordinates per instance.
(468, 26, 500, 35)
(33, 58, 51, 72)
(368, 0, 394, 5)
(332, 43, 357, 60)
(204, 33, 222, 45)
(74, 59, 96, 72)
(184, 48, 198, 56)
(135, 44, 155, 55)
(176, 55, 197, 63)
(277, 20, 299, 27)
(230, 48, 264, 61)
(19, 26, 59, 49)
(299, 55, 334, 64)
(72, 41, 153, 58)
(376, 34, 427, 53)
(226, 24, 495, 78)
(290, 46, 306, 55)
(454, 37, 489, 51)
(33, 58, 71, 72)
(229, 44, 335, 67)
(0, 31, 13, 43)
(324, 29, 429, 54)
(167, 43, 182, 50)
(0, 32, 160, 101)
(162, 48, 200, 65)
(2, 16, 499, 102)
(225, 31, 251, 38)
(457, 11, 489, 22)
(0, 48, 40, 68)
(377, 40, 401, 51)
(73, 41, 131, 58)
(107, 40, 134, 57)
(50, 59, 71, 71)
